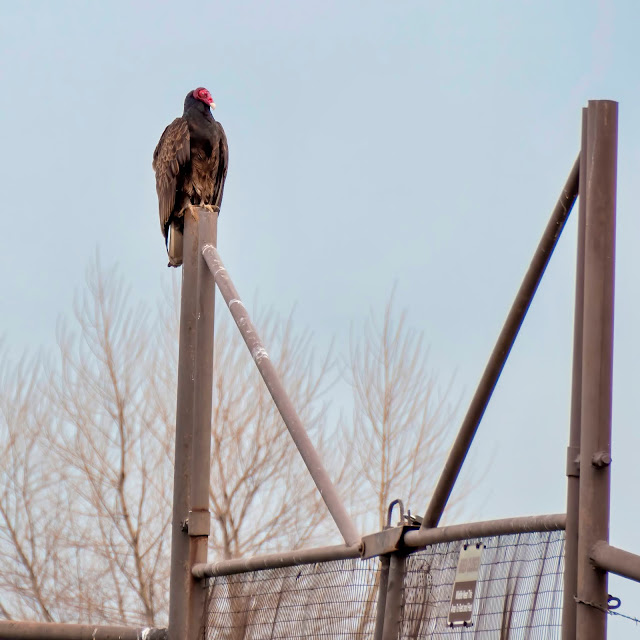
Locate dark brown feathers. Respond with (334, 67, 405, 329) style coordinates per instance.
(152, 117, 190, 238)
(213, 122, 229, 208)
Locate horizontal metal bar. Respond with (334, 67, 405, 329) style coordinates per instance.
(404, 513, 566, 547)
(192, 543, 362, 578)
(590, 541, 640, 584)
(202, 243, 360, 546)
(0, 621, 166, 640)
(420, 155, 580, 530)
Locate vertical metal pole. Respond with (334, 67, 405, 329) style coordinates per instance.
(169, 208, 217, 640)
(563, 109, 587, 640)
(168, 209, 199, 640)
(188, 208, 217, 638)
(381, 554, 405, 640)
(576, 100, 617, 640)
(373, 556, 390, 640)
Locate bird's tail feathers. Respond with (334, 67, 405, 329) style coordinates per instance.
(167, 222, 183, 268)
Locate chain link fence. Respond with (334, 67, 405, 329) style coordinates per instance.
(402, 531, 564, 638)
(204, 557, 381, 638)
(203, 531, 565, 639)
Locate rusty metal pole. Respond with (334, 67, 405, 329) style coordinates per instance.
(563, 108, 588, 640)
(202, 243, 360, 546)
(576, 100, 617, 640)
(420, 156, 580, 530)
(591, 542, 640, 584)
(168, 209, 199, 640)
(404, 513, 565, 547)
(381, 553, 405, 640)
(168, 207, 216, 640)
(373, 556, 391, 640)
(0, 621, 167, 640)
(187, 208, 217, 638)
(192, 542, 361, 578)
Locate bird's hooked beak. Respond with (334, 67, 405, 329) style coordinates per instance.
(209, 99, 216, 110)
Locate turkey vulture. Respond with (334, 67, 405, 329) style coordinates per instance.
(153, 87, 228, 267)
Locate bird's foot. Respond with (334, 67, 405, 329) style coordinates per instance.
(201, 204, 220, 215)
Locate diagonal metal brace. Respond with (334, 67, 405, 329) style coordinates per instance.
(202, 243, 360, 547)
(419, 154, 580, 530)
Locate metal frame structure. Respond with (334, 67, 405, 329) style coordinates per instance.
(2, 100, 634, 640)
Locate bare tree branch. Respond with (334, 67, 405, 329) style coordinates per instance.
(343, 291, 466, 533)
(0, 265, 472, 630)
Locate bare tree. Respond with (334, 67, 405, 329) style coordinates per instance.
(336, 293, 466, 637)
(0, 349, 82, 623)
(0, 264, 471, 631)
(343, 292, 461, 534)
(49, 260, 173, 627)
(0, 260, 338, 625)
(0, 350, 48, 621)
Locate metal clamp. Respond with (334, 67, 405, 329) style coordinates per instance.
(187, 509, 211, 536)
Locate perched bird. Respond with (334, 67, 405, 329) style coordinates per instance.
(152, 87, 228, 267)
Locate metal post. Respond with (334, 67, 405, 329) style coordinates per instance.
(188, 208, 217, 637)
(576, 100, 617, 640)
(168, 207, 216, 640)
(420, 156, 580, 529)
(168, 209, 198, 640)
(381, 553, 405, 640)
(563, 108, 588, 640)
(202, 244, 360, 546)
(373, 556, 391, 640)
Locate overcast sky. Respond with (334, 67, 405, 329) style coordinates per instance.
(1, 1, 639, 634)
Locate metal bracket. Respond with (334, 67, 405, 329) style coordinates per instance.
(187, 510, 211, 536)
(361, 525, 419, 559)
(566, 445, 580, 477)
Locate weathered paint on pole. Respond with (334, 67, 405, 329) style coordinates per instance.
(168, 209, 199, 640)
(404, 513, 565, 547)
(591, 541, 640, 585)
(0, 620, 167, 640)
(202, 243, 360, 546)
(169, 207, 217, 640)
(420, 156, 580, 530)
(187, 208, 217, 638)
(563, 108, 588, 640)
(576, 100, 617, 640)
(373, 556, 391, 640)
(192, 543, 361, 578)
(381, 554, 405, 640)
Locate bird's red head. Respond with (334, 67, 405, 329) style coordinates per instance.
(193, 87, 215, 110)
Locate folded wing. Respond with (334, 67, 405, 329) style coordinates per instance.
(152, 117, 190, 240)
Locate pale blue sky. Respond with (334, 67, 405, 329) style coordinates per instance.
(1, 1, 639, 634)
